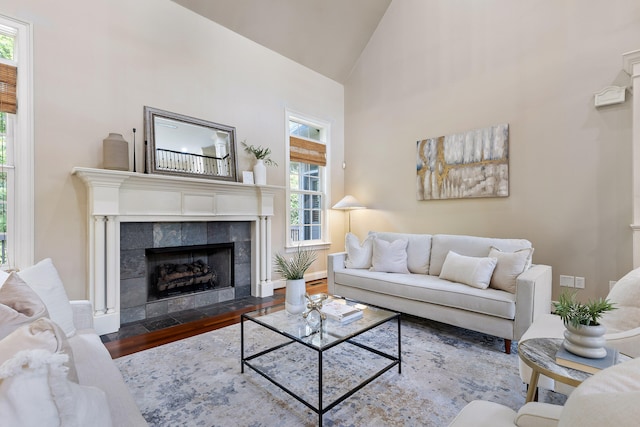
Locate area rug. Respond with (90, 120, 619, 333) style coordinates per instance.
(115, 316, 565, 426)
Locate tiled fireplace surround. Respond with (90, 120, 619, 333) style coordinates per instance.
(119, 221, 252, 324)
(73, 167, 279, 335)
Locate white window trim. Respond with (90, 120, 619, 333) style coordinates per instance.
(1, 15, 34, 268)
(285, 109, 331, 251)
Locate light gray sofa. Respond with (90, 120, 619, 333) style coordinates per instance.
(328, 232, 552, 353)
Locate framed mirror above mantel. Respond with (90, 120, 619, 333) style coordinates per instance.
(144, 106, 239, 182)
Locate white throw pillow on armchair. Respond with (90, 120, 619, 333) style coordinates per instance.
(17, 259, 76, 337)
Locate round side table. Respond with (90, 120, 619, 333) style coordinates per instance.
(518, 338, 592, 402)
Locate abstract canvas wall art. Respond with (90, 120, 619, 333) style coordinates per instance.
(416, 124, 509, 200)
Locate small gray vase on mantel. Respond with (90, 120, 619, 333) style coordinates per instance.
(103, 132, 129, 171)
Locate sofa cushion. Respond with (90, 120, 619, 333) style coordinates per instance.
(370, 237, 410, 274)
(600, 266, 640, 333)
(18, 258, 76, 337)
(369, 232, 431, 274)
(0, 349, 112, 427)
(488, 247, 534, 294)
(439, 251, 497, 289)
(429, 234, 532, 276)
(344, 233, 373, 269)
(335, 269, 516, 319)
(0, 273, 49, 340)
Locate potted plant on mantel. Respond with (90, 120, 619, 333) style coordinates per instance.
(241, 140, 277, 185)
(274, 246, 317, 314)
(553, 292, 616, 359)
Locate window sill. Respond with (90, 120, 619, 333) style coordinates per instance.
(284, 242, 331, 252)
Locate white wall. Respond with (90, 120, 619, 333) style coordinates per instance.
(2, 0, 344, 298)
(346, 0, 640, 300)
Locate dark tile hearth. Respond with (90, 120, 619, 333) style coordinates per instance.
(100, 294, 278, 343)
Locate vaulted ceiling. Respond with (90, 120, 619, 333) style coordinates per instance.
(172, 0, 392, 83)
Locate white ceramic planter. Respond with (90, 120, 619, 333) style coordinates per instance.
(285, 278, 306, 314)
(563, 323, 607, 359)
(253, 159, 266, 185)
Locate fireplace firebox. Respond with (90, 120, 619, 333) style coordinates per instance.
(146, 243, 234, 300)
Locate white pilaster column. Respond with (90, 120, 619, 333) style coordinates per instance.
(105, 216, 118, 314)
(624, 50, 640, 267)
(93, 215, 107, 316)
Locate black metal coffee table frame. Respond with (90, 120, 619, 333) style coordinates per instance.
(241, 303, 401, 426)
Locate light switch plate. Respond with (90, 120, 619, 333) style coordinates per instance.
(560, 275, 574, 287)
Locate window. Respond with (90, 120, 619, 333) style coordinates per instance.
(0, 16, 33, 268)
(287, 112, 329, 247)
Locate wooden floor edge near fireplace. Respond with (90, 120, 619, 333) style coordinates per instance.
(105, 279, 328, 359)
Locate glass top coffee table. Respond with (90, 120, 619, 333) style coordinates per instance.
(241, 295, 401, 426)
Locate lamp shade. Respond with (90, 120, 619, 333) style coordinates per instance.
(332, 195, 366, 210)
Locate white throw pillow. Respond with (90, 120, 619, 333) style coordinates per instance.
(369, 232, 431, 274)
(370, 238, 410, 274)
(344, 233, 373, 269)
(17, 259, 76, 337)
(0, 349, 112, 427)
(488, 246, 534, 293)
(439, 251, 497, 289)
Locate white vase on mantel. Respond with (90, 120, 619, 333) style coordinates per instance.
(253, 159, 266, 185)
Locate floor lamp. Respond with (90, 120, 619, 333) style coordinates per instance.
(332, 195, 366, 233)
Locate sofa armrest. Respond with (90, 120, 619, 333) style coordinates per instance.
(70, 300, 94, 330)
(514, 264, 552, 341)
(515, 402, 562, 427)
(327, 252, 347, 295)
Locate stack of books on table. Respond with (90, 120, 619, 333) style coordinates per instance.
(320, 300, 363, 324)
(555, 346, 619, 374)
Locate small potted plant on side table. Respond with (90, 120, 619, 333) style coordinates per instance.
(241, 140, 277, 185)
(553, 292, 616, 358)
(274, 246, 317, 314)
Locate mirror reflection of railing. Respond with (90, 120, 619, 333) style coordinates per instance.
(144, 106, 238, 182)
(155, 148, 230, 176)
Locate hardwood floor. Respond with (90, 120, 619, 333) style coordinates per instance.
(104, 280, 328, 359)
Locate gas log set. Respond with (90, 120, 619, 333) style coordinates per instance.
(155, 260, 216, 296)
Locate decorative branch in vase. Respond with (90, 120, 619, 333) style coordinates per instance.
(241, 140, 277, 185)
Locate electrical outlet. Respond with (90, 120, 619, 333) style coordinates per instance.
(609, 281, 617, 291)
(560, 275, 574, 287)
(574, 277, 585, 289)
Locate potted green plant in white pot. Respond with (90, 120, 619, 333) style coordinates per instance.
(553, 292, 616, 358)
(274, 246, 317, 314)
(241, 140, 277, 185)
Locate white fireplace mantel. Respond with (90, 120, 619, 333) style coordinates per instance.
(72, 167, 283, 335)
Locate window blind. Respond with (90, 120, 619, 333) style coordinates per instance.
(290, 136, 326, 166)
(0, 63, 17, 114)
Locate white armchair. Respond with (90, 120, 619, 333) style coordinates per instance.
(449, 357, 640, 427)
(519, 266, 640, 393)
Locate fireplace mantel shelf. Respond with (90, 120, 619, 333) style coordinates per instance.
(72, 166, 284, 195)
(72, 166, 281, 335)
